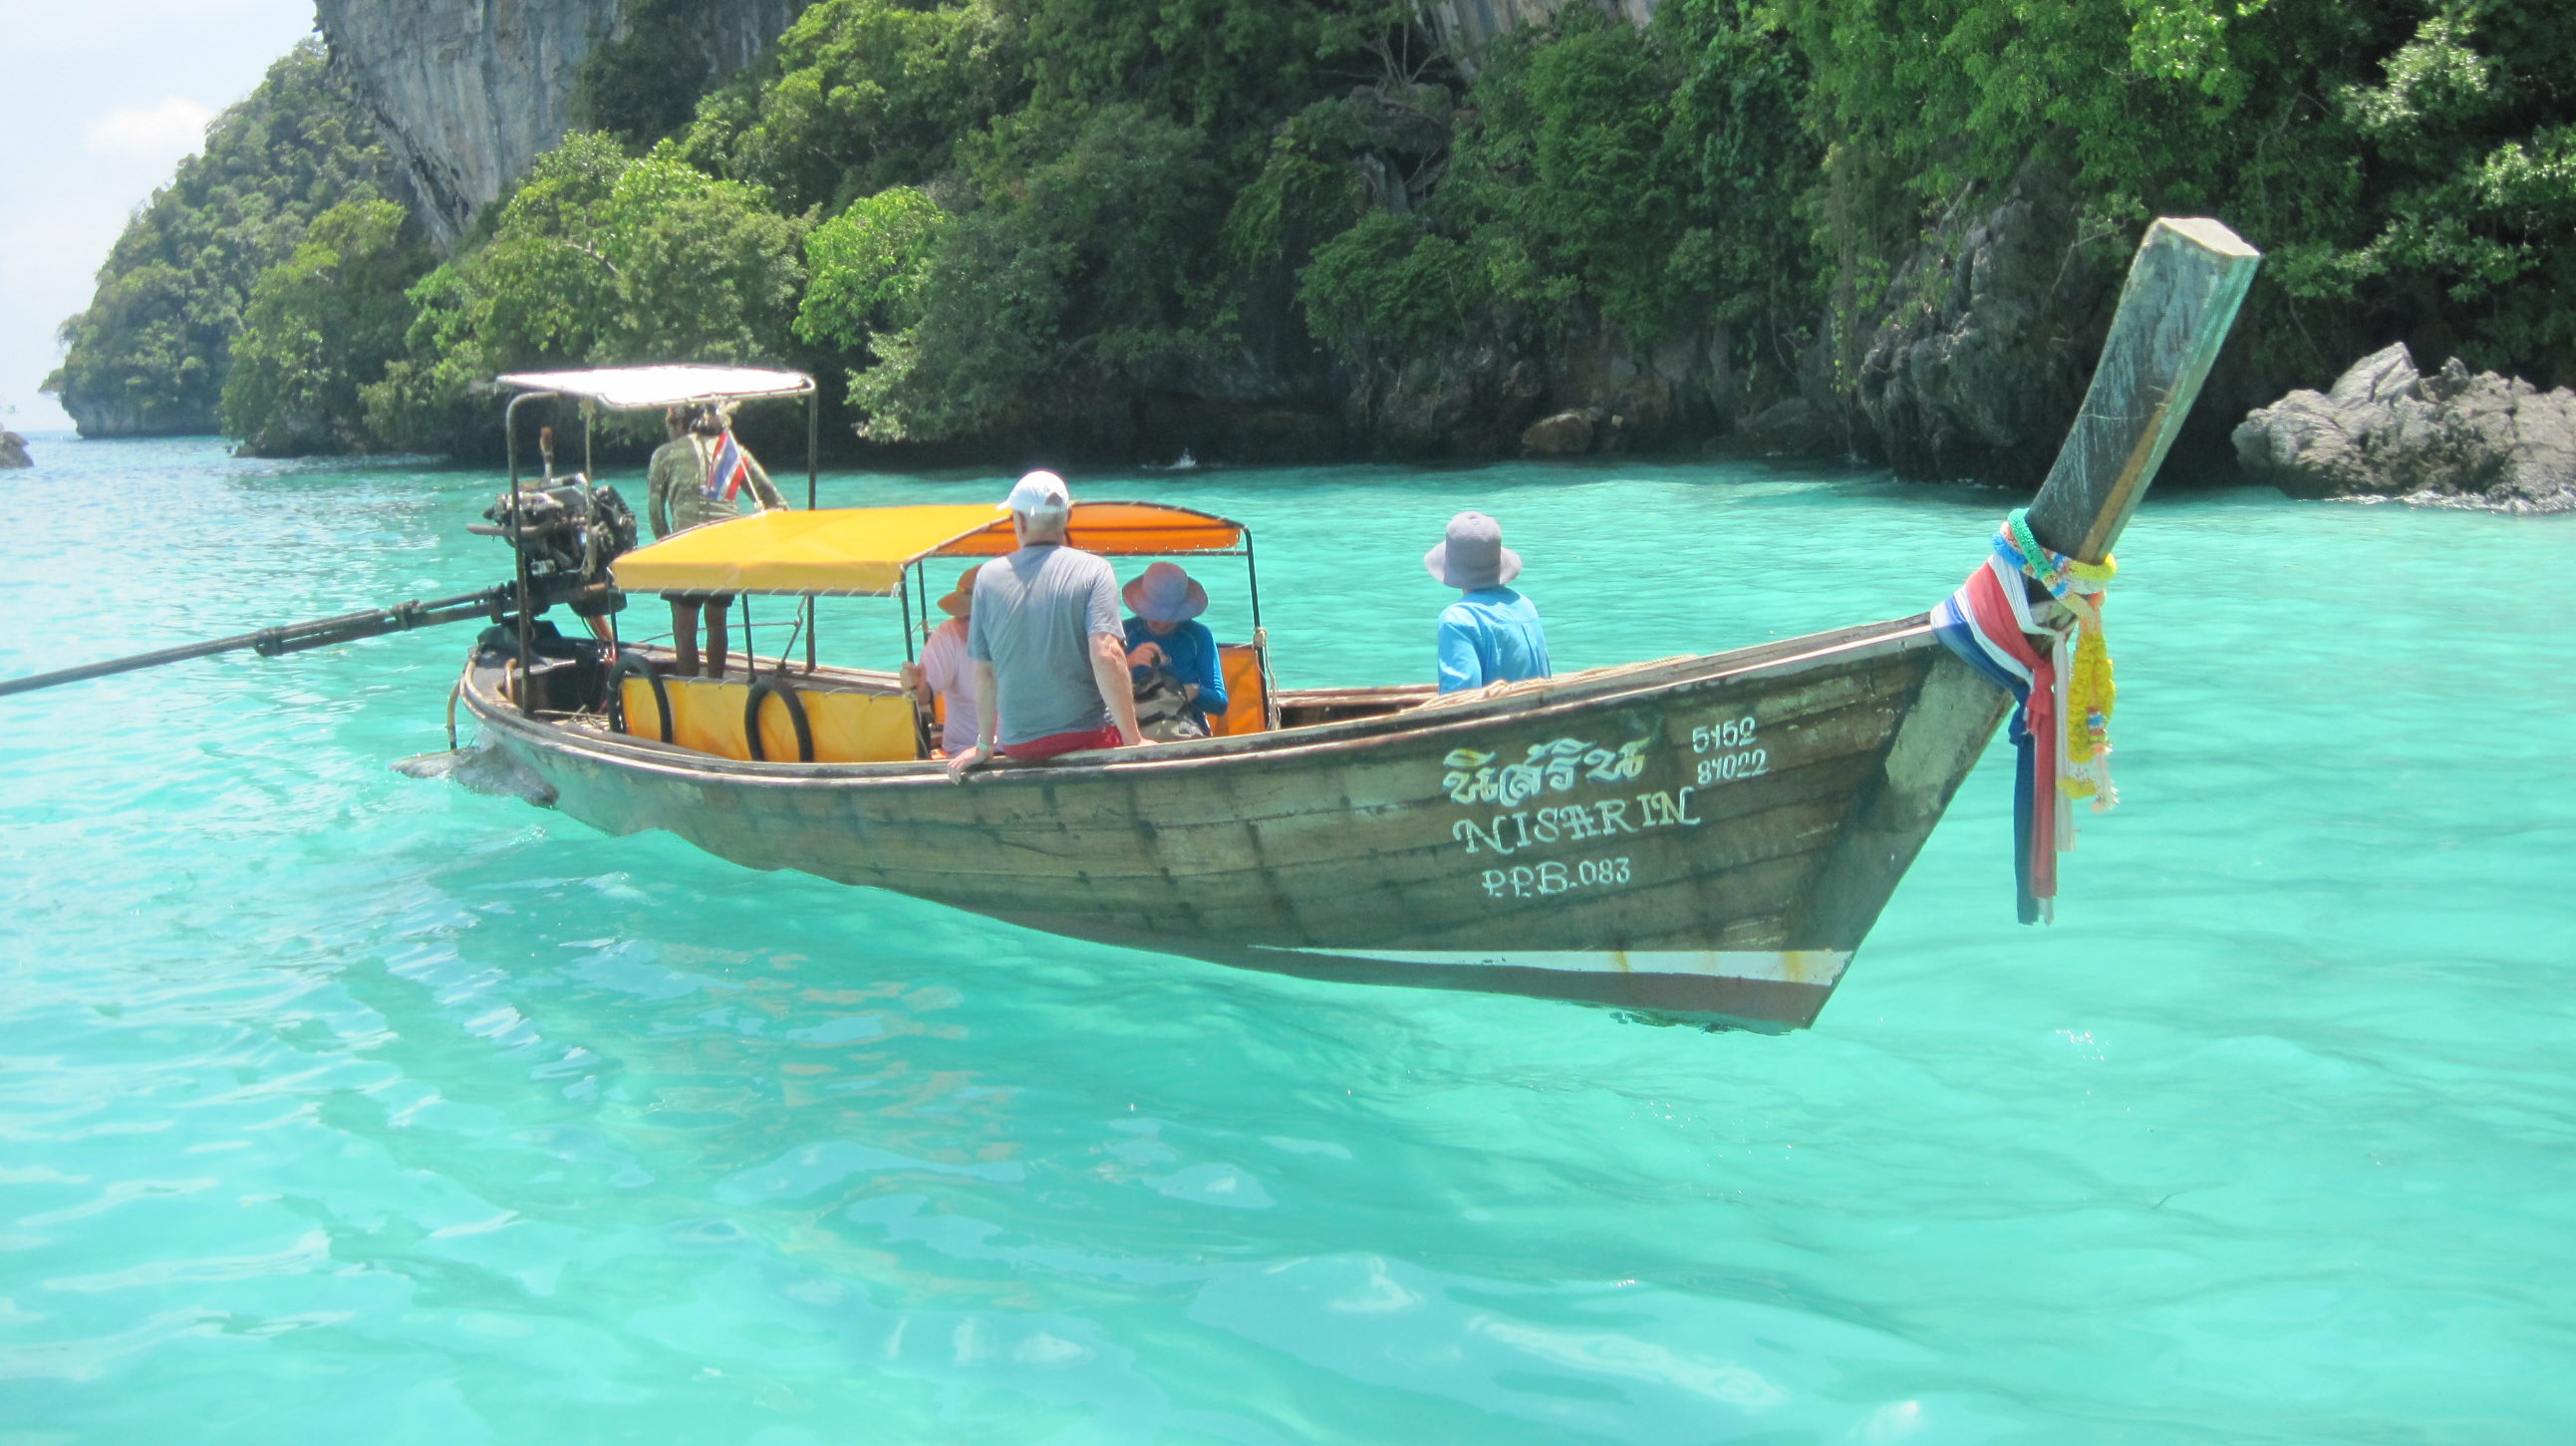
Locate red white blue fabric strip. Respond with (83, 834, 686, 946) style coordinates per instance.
(705, 431, 750, 502)
(1932, 551, 2066, 923)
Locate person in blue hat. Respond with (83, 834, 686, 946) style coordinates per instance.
(1121, 561, 1228, 734)
(1426, 511, 1551, 693)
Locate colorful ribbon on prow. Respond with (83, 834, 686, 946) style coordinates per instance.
(1930, 508, 2119, 924)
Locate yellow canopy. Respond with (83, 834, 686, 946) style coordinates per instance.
(612, 500, 1247, 597)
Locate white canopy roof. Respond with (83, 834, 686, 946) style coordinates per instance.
(496, 365, 815, 411)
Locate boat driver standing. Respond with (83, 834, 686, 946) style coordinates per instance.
(946, 471, 1144, 779)
(646, 403, 787, 678)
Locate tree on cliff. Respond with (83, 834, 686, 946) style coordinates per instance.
(1776, 0, 2576, 395)
(221, 200, 433, 457)
(49, 40, 402, 438)
(362, 135, 808, 453)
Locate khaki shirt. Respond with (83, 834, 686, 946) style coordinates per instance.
(647, 434, 787, 538)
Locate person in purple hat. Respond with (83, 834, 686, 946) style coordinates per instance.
(1121, 561, 1228, 733)
(1426, 510, 1551, 693)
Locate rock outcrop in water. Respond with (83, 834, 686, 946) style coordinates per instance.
(0, 432, 30, 469)
(316, 0, 807, 248)
(2232, 343, 2576, 513)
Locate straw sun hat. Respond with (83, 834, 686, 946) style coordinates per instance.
(935, 565, 981, 618)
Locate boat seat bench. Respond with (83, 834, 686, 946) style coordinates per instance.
(622, 641, 1276, 762)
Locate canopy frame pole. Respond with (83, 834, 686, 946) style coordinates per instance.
(582, 404, 617, 658)
(1244, 526, 1264, 635)
(503, 390, 554, 716)
(899, 564, 918, 665)
(804, 388, 819, 675)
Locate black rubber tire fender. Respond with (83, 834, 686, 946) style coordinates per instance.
(607, 655, 674, 743)
(743, 674, 814, 763)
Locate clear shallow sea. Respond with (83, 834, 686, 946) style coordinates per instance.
(1, 434, 2571, 1445)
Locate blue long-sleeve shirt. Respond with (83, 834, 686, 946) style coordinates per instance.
(1123, 616, 1228, 724)
(1436, 587, 1552, 693)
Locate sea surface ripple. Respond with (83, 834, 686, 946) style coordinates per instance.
(1, 435, 2570, 1444)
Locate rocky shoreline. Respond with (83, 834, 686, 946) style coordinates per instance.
(2233, 344, 2576, 514)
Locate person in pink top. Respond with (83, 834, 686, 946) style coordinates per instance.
(902, 565, 988, 755)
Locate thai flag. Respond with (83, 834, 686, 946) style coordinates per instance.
(706, 431, 750, 501)
(1933, 549, 2069, 925)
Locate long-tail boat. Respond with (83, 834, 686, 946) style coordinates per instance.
(0, 219, 2259, 1031)
(452, 218, 2259, 1030)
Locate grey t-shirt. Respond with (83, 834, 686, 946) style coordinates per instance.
(966, 543, 1119, 745)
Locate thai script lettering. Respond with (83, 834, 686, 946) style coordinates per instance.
(1440, 736, 1651, 807)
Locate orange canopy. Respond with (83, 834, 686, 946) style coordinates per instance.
(933, 501, 1243, 559)
(613, 500, 1246, 597)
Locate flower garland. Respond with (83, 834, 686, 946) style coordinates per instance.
(1994, 508, 2119, 811)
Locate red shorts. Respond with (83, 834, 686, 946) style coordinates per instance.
(1000, 723, 1125, 760)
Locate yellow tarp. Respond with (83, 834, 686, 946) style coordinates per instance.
(612, 501, 1245, 598)
(615, 505, 997, 596)
(621, 676, 923, 763)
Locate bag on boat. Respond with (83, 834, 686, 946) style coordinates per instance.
(1131, 666, 1205, 742)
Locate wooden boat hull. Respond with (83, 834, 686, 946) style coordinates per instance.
(460, 615, 2009, 1029)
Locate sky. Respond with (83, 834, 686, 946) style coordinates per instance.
(0, 0, 323, 433)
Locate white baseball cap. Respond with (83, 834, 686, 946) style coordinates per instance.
(1002, 469, 1070, 517)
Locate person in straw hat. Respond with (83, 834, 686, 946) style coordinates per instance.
(902, 564, 989, 755)
(1425, 510, 1551, 693)
(1120, 560, 1228, 734)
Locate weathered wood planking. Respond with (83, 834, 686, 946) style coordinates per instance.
(466, 619, 1946, 1026)
(2025, 217, 2261, 561)
(453, 217, 2262, 1031)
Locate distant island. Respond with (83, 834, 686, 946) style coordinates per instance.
(44, 0, 2576, 507)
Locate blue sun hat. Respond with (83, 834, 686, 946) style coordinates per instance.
(1423, 510, 1522, 590)
(1122, 560, 1208, 623)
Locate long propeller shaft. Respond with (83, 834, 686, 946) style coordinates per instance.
(0, 586, 512, 699)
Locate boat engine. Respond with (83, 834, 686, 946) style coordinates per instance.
(472, 478, 637, 615)
(466, 479, 638, 714)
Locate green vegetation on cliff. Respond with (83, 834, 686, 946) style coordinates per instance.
(364, 134, 808, 452)
(49, 40, 404, 438)
(1780, 0, 2576, 387)
(220, 199, 432, 456)
(84, 0, 2576, 464)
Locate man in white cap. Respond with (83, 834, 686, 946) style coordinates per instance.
(947, 470, 1142, 779)
(1426, 510, 1551, 693)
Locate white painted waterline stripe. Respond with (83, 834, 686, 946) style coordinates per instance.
(1262, 947, 1850, 986)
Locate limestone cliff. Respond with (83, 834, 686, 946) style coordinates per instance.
(317, 0, 806, 249)
(1419, 0, 1657, 72)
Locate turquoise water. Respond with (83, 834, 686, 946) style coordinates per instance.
(2, 434, 2572, 1444)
